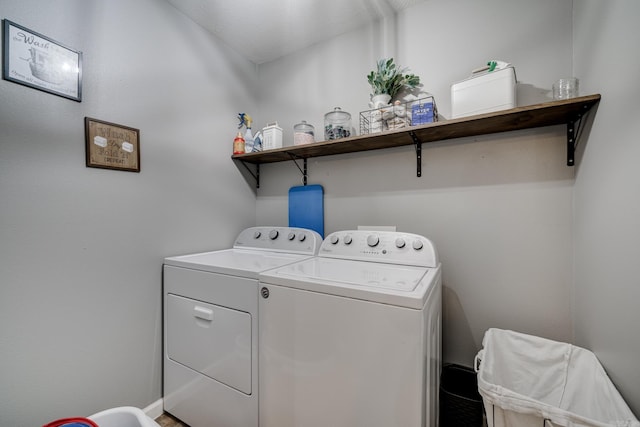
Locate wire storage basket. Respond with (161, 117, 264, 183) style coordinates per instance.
(359, 96, 437, 135)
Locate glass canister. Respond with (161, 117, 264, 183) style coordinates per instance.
(324, 107, 352, 140)
(294, 120, 315, 146)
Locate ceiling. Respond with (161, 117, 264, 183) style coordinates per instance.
(167, 0, 426, 64)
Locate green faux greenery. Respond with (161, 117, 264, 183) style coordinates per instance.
(367, 58, 420, 100)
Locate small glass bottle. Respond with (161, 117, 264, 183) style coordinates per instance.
(233, 131, 245, 154)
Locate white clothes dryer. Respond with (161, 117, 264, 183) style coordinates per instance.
(163, 227, 322, 427)
(258, 230, 442, 427)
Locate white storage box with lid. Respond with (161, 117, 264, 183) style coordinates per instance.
(451, 66, 516, 118)
(262, 122, 283, 150)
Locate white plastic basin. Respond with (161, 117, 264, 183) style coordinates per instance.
(88, 406, 160, 427)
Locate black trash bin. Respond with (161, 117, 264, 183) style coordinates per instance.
(440, 363, 484, 427)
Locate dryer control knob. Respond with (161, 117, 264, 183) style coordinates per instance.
(330, 235, 339, 244)
(254, 231, 262, 239)
(367, 235, 379, 247)
(344, 235, 353, 245)
(395, 238, 406, 248)
(298, 233, 306, 242)
(412, 240, 424, 250)
(288, 232, 295, 240)
(269, 230, 279, 240)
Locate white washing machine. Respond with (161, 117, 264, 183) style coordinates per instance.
(258, 230, 442, 427)
(163, 226, 322, 427)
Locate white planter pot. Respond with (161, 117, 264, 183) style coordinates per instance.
(369, 93, 392, 109)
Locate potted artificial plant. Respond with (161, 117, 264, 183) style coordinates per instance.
(367, 58, 421, 107)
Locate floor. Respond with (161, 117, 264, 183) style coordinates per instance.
(155, 412, 190, 427)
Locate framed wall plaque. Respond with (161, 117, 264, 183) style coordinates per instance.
(2, 19, 82, 102)
(85, 117, 140, 172)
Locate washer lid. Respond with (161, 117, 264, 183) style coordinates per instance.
(259, 257, 440, 308)
(164, 248, 311, 279)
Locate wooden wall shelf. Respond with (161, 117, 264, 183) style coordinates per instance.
(232, 94, 600, 186)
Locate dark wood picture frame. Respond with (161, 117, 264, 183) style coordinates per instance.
(2, 19, 82, 102)
(85, 117, 140, 172)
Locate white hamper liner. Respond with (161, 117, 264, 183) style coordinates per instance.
(475, 328, 640, 427)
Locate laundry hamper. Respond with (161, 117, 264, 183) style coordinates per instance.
(475, 328, 640, 427)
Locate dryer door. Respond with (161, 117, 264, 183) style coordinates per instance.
(167, 294, 252, 394)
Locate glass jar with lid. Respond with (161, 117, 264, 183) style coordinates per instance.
(294, 120, 315, 146)
(324, 107, 352, 140)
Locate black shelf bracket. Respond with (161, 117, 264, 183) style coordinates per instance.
(410, 131, 423, 177)
(287, 153, 308, 185)
(567, 105, 592, 166)
(567, 119, 577, 166)
(239, 161, 260, 188)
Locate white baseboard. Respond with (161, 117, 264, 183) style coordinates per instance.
(143, 398, 164, 420)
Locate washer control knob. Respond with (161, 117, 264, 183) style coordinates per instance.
(269, 230, 279, 240)
(330, 235, 339, 245)
(253, 231, 262, 239)
(298, 233, 306, 242)
(288, 232, 295, 240)
(412, 240, 424, 251)
(367, 235, 379, 247)
(344, 235, 353, 245)
(395, 238, 406, 248)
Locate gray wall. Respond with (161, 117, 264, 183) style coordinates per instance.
(256, 0, 575, 368)
(256, 0, 640, 414)
(0, 1, 258, 426)
(573, 0, 640, 415)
